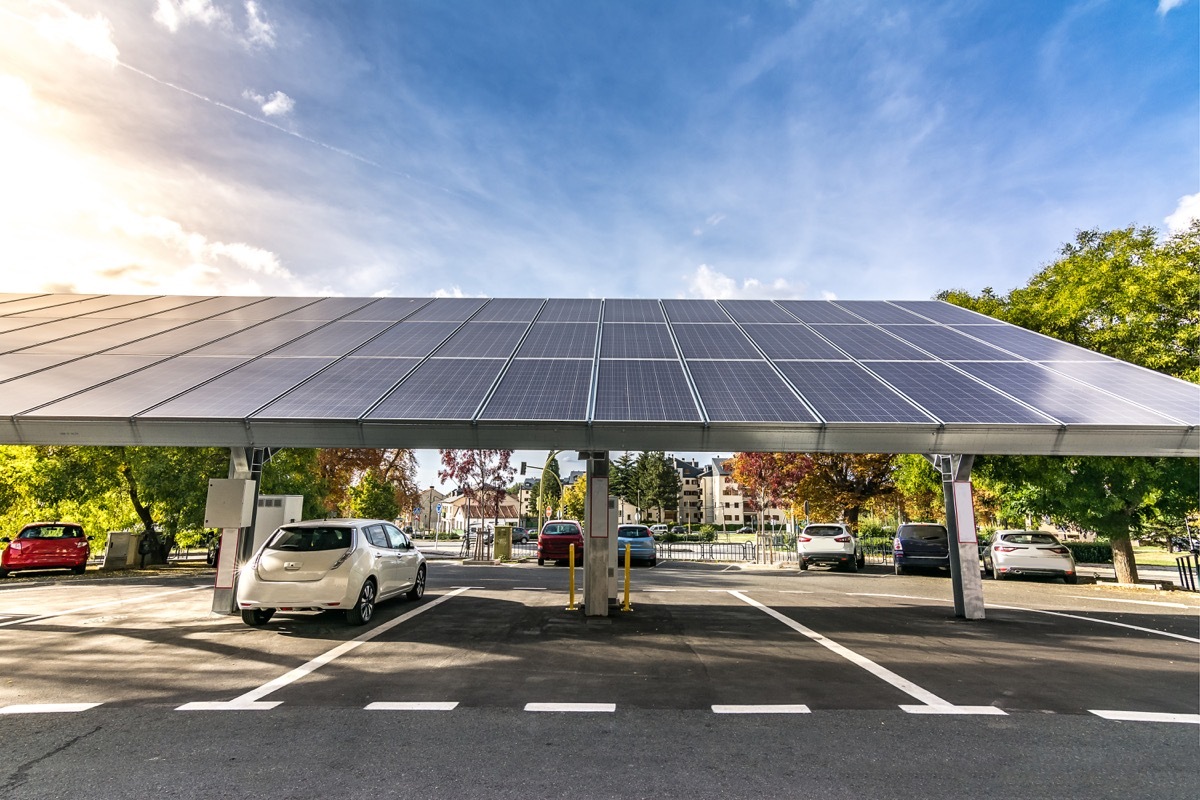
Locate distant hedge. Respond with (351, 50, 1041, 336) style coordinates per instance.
(1064, 541, 1112, 564)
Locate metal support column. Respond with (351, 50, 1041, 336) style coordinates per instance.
(581, 451, 611, 617)
(211, 447, 270, 615)
(928, 454, 985, 620)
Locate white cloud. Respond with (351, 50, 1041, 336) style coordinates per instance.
(432, 286, 485, 298)
(242, 89, 294, 117)
(1165, 193, 1200, 233)
(153, 0, 228, 33)
(1157, 0, 1188, 16)
(29, 0, 119, 65)
(683, 264, 807, 300)
(243, 1, 276, 48)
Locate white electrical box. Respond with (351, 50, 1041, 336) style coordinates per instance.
(204, 479, 256, 528)
(252, 495, 304, 552)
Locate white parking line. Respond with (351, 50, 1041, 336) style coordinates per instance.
(0, 585, 208, 628)
(846, 593, 946, 602)
(366, 702, 459, 711)
(989, 604, 1200, 643)
(177, 588, 470, 711)
(712, 704, 810, 714)
(1065, 596, 1192, 610)
(525, 703, 615, 712)
(0, 703, 102, 714)
(730, 590, 1005, 716)
(1090, 710, 1200, 724)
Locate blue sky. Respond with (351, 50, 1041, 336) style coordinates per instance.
(0, 0, 1196, 492)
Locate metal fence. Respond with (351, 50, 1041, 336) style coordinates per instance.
(1174, 551, 1198, 591)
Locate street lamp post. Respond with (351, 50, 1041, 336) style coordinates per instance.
(425, 485, 434, 535)
(523, 450, 563, 536)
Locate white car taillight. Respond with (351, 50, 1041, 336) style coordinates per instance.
(834, 534, 851, 542)
(1047, 546, 1070, 555)
(892, 537, 902, 551)
(797, 535, 812, 543)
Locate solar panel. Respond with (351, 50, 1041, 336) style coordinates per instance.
(538, 299, 602, 322)
(367, 358, 506, 419)
(471, 298, 544, 322)
(5, 295, 146, 318)
(189, 319, 329, 356)
(775, 362, 936, 423)
(140, 357, 334, 418)
(433, 322, 529, 358)
(1038, 361, 1200, 425)
(0, 294, 40, 304)
(599, 324, 676, 359)
(950, 324, 1109, 361)
(672, 324, 761, 360)
(662, 300, 730, 323)
(480, 359, 592, 420)
(0, 296, 100, 316)
(78, 296, 212, 319)
(351, 321, 460, 357)
(31, 356, 249, 417)
(833, 301, 927, 324)
(403, 297, 488, 322)
(776, 301, 861, 323)
(282, 297, 377, 320)
(740, 324, 848, 360)
(18, 319, 195, 355)
(254, 357, 421, 419)
(881, 325, 1019, 361)
(106, 319, 259, 355)
(0, 319, 33, 335)
(206, 297, 319, 321)
(144, 296, 262, 319)
(866, 362, 1054, 424)
(516, 323, 598, 358)
(0, 319, 124, 353)
(593, 360, 701, 421)
(603, 299, 664, 323)
(687, 361, 817, 422)
(0, 353, 80, 383)
(341, 297, 430, 322)
(954, 362, 1179, 425)
(719, 300, 798, 324)
(816, 325, 934, 360)
(0, 355, 160, 415)
(268, 321, 394, 357)
(892, 300, 1000, 324)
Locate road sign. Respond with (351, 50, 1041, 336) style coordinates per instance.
(435, 503, 442, 513)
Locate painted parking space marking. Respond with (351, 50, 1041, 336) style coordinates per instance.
(989, 604, 1200, 643)
(846, 592, 946, 602)
(0, 703, 102, 714)
(778, 590, 815, 594)
(366, 702, 459, 711)
(643, 588, 675, 592)
(1090, 710, 1200, 724)
(730, 590, 1005, 716)
(525, 703, 615, 713)
(176, 588, 470, 711)
(0, 585, 208, 628)
(1065, 596, 1192, 610)
(513, 587, 547, 590)
(712, 704, 810, 714)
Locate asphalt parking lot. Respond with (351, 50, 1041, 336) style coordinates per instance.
(0, 561, 1197, 799)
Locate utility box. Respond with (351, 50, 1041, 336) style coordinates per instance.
(204, 479, 256, 529)
(494, 525, 513, 560)
(101, 531, 138, 571)
(251, 495, 303, 553)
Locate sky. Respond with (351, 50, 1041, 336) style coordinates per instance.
(1, 0, 1197, 494)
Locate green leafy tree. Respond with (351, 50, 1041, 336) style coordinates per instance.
(561, 476, 587, 522)
(439, 449, 515, 559)
(634, 452, 681, 522)
(347, 470, 401, 520)
(795, 454, 897, 530)
(609, 452, 637, 506)
(726, 453, 812, 533)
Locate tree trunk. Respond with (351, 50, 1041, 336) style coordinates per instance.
(120, 462, 165, 565)
(1110, 535, 1140, 584)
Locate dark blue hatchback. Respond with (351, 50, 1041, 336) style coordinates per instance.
(893, 523, 950, 574)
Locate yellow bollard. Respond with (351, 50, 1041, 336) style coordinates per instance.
(621, 542, 633, 612)
(565, 543, 577, 610)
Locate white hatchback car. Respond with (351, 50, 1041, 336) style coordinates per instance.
(981, 530, 1077, 584)
(236, 519, 426, 627)
(797, 523, 865, 572)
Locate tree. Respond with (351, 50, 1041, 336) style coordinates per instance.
(794, 454, 897, 530)
(560, 476, 587, 522)
(726, 453, 812, 533)
(438, 449, 514, 559)
(892, 455, 944, 524)
(609, 452, 637, 507)
(634, 452, 681, 522)
(347, 470, 400, 521)
(314, 448, 419, 517)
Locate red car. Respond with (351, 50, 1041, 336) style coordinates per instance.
(0, 523, 91, 578)
(537, 520, 584, 566)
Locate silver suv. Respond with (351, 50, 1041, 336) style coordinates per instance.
(797, 523, 865, 572)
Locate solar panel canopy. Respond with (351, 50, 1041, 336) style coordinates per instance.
(0, 294, 1195, 457)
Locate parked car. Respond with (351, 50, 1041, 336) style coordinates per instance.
(893, 523, 950, 574)
(736, 526, 755, 535)
(670, 525, 687, 535)
(797, 523, 864, 571)
(982, 530, 1078, 584)
(511, 527, 531, 544)
(537, 519, 584, 565)
(0, 522, 90, 578)
(649, 524, 668, 536)
(465, 526, 494, 545)
(1169, 534, 1200, 553)
(616, 524, 657, 566)
(236, 518, 426, 627)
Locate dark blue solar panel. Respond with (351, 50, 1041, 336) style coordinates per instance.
(539, 299, 602, 322)
(672, 324, 761, 359)
(882, 325, 1018, 361)
(140, 357, 333, 418)
(480, 359, 592, 420)
(0, 355, 160, 415)
(404, 297, 488, 322)
(352, 321, 460, 357)
(254, 357, 421, 419)
(32, 356, 249, 417)
(600, 324, 676, 359)
(206, 297, 319, 321)
(269, 321, 394, 357)
(516, 323, 598, 358)
(719, 300, 798, 324)
(341, 297, 430, 321)
(866, 362, 1054, 424)
(955, 362, 1178, 425)
(189, 320, 329, 356)
(741, 324, 847, 360)
(283, 297, 376, 320)
(892, 301, 1000, 324)
(687, 361, 817, 422)
(832, 301, 927, 324)
(775, 362, 936, 423)
(603, 299, 664, 323)
(816, 326, 934, 360)
(777, 301, 862, 323)
(471, 298, 544, 322)
(367, 359, 506, 419)
(950, 324, 1108, 361)
(593, 360, 701, 421)
(663, 300, 730, 323)
(1038, 361, 1200, 425)
(434, 322, 528, 358)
